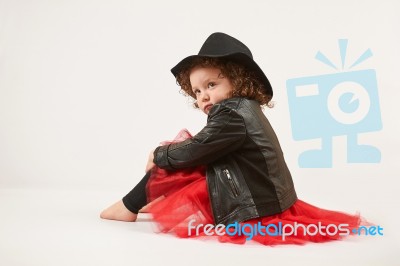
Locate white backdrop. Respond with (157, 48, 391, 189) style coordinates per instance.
(1, 0, 399, 264)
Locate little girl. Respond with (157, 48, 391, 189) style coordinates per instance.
(101, 32, 365, 245)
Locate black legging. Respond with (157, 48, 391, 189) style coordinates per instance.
(122, 171, 151, 214)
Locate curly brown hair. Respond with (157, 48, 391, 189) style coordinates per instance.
(175, 57, 273, 108)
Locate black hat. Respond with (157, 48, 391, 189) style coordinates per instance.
(171, 32, 273, 97)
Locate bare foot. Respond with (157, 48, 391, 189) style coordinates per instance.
(139, 195, 166, 213)
(100, 200, 137, 222)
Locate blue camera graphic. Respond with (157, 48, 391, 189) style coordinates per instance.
(286, 40, 382, 168)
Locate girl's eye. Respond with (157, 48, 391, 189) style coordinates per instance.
(208, 82, 215, 88)
(193, 89, 201, 95)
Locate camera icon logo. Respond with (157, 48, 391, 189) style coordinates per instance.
(286, 39, 382, 168)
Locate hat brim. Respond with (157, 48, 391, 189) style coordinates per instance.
(171, 53, 273, 97)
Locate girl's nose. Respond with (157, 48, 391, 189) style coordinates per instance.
(201, 92, 210, 101)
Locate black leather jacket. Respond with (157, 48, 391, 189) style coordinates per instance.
(153, 97, 297, 225)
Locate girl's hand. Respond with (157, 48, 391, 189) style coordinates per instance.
(145, 149, 156, 173)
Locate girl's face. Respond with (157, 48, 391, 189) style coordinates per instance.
(189, 66, 234, 115)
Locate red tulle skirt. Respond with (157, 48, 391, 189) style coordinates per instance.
(146, 130, 367, 245)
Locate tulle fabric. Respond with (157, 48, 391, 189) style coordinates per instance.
(146, 129, 366, 245)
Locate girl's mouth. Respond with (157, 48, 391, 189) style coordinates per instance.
(205, 104, 213, 112)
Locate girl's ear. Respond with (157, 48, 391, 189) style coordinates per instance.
(217, 72, 226, 79)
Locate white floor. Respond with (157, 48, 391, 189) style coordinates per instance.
(0, 187, 398, 266)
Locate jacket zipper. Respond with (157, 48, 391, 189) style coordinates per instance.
(223, 169, 239, 197)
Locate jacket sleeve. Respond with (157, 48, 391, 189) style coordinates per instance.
(153, 104, 246, 170)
